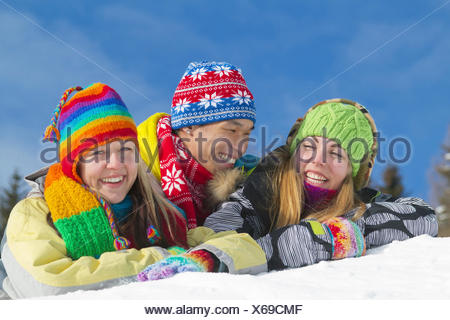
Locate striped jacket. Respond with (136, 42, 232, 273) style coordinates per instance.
(204, 157, 438, 271)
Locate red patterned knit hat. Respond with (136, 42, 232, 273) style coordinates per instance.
(171, 61, 256, 129)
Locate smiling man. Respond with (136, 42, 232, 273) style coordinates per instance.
(138, 61, 257, 229)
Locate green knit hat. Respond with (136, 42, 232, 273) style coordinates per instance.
(288, 98, 378, 190)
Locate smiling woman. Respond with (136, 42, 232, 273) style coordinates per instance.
(40, 83, 188, 256)
(204, 98, 438, 271)
(78, 140, 139, 204)
(298, 136, 351, 190)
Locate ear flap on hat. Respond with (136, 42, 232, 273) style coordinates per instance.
(286, 117, 304, 149)
(353, 156, 371, 191)
(353, 132, 378, 190)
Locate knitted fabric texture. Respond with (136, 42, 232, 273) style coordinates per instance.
(157, 115, 213, 229)
(167, 246, 187, 255)
(110, 194, 133, 222)
(43, 83, 138, 183)
(44, 163, 118, 259)
(136, 250, 215, 281)
(303, 181, 337, 212)
(171, 61, 256, 129)
(43, 83, 139, 259)
(323, 217, 366, 259)
(290, 101, 374, 178)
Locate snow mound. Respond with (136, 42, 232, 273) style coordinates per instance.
(47, 235, 450, 300)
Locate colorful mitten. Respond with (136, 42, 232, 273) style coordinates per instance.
(167, 246, 187, 255)
(323, 217, 366, 259)
(137, 250, 215, 281)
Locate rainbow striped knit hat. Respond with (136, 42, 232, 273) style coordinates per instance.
(43, 83, 138, 183)
(43, 83, 140, 259)
(171, 61, 256, 129)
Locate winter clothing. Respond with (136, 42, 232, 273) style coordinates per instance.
(204, 147, 438, 271)
(44, 163, 134, 259)
(43, 83, 138, 183)
(290, 99, 375, 178)
(0, 235, 7, 300)
(287, 98, 378, 191)
(0, 169, 266, 298)
(303, 181, 337, 211)
(323, 217, 365, 259)
(110, 195, 133, 222)
(171, 61, 256, 129)
(42, 83, 180, 259)
(0, 260, 7, 300)
(137, 250, 216, 281)
(204, 99, 436, 271)
(138, 113, 259, 228)
(157, 115, 213, 228)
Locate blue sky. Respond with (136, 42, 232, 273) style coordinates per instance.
(0, 0, 449, 203)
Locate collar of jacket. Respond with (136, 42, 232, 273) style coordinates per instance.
(204, 155, 260, 213)
(137, 112, 168, 181)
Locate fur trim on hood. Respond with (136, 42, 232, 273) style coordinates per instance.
(204, 168, 247, 212)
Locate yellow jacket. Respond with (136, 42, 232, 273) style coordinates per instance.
(1, 195, 266, 298)
(137, 112, 167, 181)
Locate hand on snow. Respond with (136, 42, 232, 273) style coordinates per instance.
(137, 250, 215, 281)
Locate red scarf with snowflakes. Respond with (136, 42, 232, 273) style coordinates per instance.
(157, 116, 213, 229)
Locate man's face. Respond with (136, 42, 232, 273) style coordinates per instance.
(182, 119, 254, 174)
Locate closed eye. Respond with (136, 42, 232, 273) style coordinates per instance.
(331, 151, 341, 156)
(330, 150, 344, 159)
(90, 150, 104, 156)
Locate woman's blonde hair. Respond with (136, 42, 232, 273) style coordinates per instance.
(117, 157, 184, 248)
(48, 156, 183, 248)
(269, 145, 366, 230)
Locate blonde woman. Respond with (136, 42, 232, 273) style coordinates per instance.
(203, 98, 438, 271)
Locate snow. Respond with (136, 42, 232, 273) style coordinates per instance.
(46, 235, 450, 300)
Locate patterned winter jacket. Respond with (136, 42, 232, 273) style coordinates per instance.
(204, 153, 438, 271)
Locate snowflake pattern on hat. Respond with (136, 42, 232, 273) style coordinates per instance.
(171, 61, 256, 129)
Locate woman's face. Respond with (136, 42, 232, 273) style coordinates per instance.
(297, 136, 351, 190)
(78, 140, 138, 204)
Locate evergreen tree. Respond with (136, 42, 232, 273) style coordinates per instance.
(379, 165, 404, 198)
(0, 169, 27, 242)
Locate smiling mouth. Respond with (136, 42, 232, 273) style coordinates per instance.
(217, 153, 236, 165)
(305, 172, 328, 185)
(101, 176, 125, 184)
